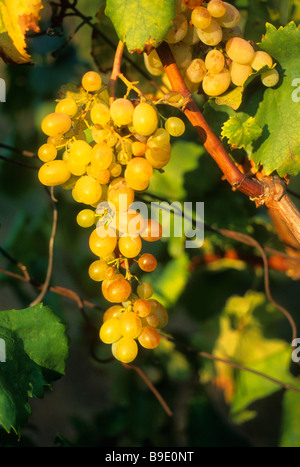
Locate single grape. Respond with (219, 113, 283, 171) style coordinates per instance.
(165, 13, 188, 44)
(110, 98, 134, 127)
(145, 144, 171, 169)
(113, 337, 138, 363)
(138, 253, 157, 272)
(138, 326, 160, 350)
(147, 129, 170, 148)
(69, 140, 92, 166)
(99, 318, 122, 344)
(207, 0, 226, 18)
(124, 157, 153, 191)
(38, 160, 71, 187)
(143, 50, 164, 76)
(132, 102, 158, 136)
(77, 209, 96, 228)
(196, 18, 223, 46)
(89, 227, 117, 257)
(67, 158, 87, 176)
(109, 161, 122, 178)
(119, 311, 142, 339)
(145, 313, 160, 328)
(107, 177, 135, 212)
(141, 219, 163, 242)
(74, 175, 102, 205)
(251, 51, 273, 71)
(133, 298, 152, 318)
(137, 282, 153, 299)
(55, 98, 78, 117)
(82, 71, 102, 92)
(106, 278, 132, 303)
(38, 143, 57, 162)
(261, 69, 279, 87)
(103, 305, 123, 322)
(90, 103, 111, 126)
(88, 259, 109, 281)
(91, 142, 114, 170)
(186, 59, 207, 84)
(118, 235, 142, 259)
(230, 61, 253, 86)
(153, 303, 169, 328)
(202, 68, 231, 96)
(205, 49, 225, 75)
(216, 2, 240, 28)
(165, 117, 185, 137)
(191, 6, 212, 29)
(41, 112, 72, 137)
(225, 37, 255, 65)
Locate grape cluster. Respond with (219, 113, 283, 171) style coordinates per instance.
(145, 0, 278, 97)
(37, 71, 183, 363)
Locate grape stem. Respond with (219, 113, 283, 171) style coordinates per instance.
(108, 40, 125, 105)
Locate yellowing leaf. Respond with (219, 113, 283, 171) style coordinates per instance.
(0, 0, 43, 64)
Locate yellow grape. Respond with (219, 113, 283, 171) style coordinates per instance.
(207, 0, 226, 18)
(41, 112, 72, 137)
(143, 51, 164, 76)
(251, 51, 273, 71)
(55, 98, 78, 117)
(99, 318, 122, 344)
(112, 337, 138, 363)
(38, 143, 57, 162)
(92, 125, 118, 146)
(202, 68, 231, 96)
(225, 37, 255, 65)
(110, 98, 134, 126)
(67, 158, 87, 176)
(133, 298, 152, 318)
(105, 278, 132, 303)
(145, 313, 159, 328)
(261, 69, 279, 87)
(103, 305, 123, 322)
(132, 102, 158, 136)
(109, 161, 122, 178)
(137, 282, 153, 299)
(87, 164, 110, 184)
(88, 259, 109, 281)
(191, 6, 212, 29)
(196, 18, 223, 46)
(82, 71, 102, 92)
(165, 117, 185, 137)
(115, 209, 145, 237)
(132, 141, 147, 156)
(89, 227, 117, 257)
(147, 129, 170, 148)
(230, 61, 252, 86)
(216, 2, 240, 28)
(205, 49, 225, 74)
(107, 177, 135, 212)
(124, 157, 153, 191)
(77, 208, 96, 228)
(90, 103, 111, 126)
(69, 140, 92, 166)
(165, 13, 188, 44)
(38, 160, 71, 186)
(186, 58, 207, 84)
(145, 143, 171, 169)
(138, 326, 160, 350)
(91, 142, 114, 170)
(119, 311, 142, 339)
(140, 219, 163, 242)
(74, 175, 102, 205)
(118, 235, 142, 259)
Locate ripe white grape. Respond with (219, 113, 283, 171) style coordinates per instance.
(205, 49, 225, 75)
(217, 2, 241, 28)
(186, 58, 207, 83)
(226, 37, 255, 65)
(261, 69, 279, 87)
(207, 0, 226, 18)
(196, 18, 223, 46)
(230, 61, 253, 86)
(202, 68, 231, 96)
(191, 7, 212, 30)
(251, 51, 273, 71)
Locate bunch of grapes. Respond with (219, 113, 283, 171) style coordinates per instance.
(37, 71, 185, 363)
(145, 0, 278, 96)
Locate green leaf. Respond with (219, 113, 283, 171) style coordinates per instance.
(279, 390, 300, 447)
(105, 0, 175, 53)
(0, 304, 69, 433)
(251, 22, 300, 176)
(221, 116, 263, 149)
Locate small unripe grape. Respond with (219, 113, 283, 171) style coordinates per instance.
(90, 103, 111, 126)
(191, 7, 212, 29)
(226, 37, 255, 65)
(133, 102, 158, 136)
(41, 112, 72, 137)
(38, 143, 57, 162)
(165, 13, 188, 44)
(165, 117, 185, 137)
(110, 98, 134, 126)
(137, 282, 153, 299)
(89, 259, 109, 281)
(113, 337, 138, 363)
(261, 69, 279, 87)
(82, 71, 102, 92)
(38, 160, 71, 186)
(55, 98, 78, 117)
(138, 326, 160, 350)
(77, 209, 96, 228)
(99, 318, 122, 344)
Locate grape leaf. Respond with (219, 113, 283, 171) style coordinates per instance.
(0, 0, 43, 64)
(251, 22, 300, 176)
(221, 116, 263, 149)
(0, 304, 69, 433)
(105, 0, 175, 53)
